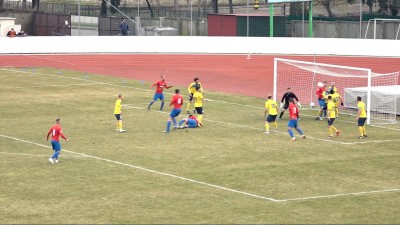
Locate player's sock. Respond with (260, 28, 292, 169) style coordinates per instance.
(186, 102, 191, 111)
(148, 101, 154, 109)
(119, 121, 123, 130)
(296, 128, 304, 135)
(172, 117, 177, 126)
(198, 115, 203, 123)
(265, 123, 269, 132)
(329, 127, 333, 136)
(331, 126, 337, 132)
(318, 110, 323, 117)
(166, 121, 171, 131)
(178, 120, 185, 126)
(358, 126, 364, 136)
(116, 121, 120, 130)
(52, 151, 60, 160)
(160, 101, 165, 110)
(288, 129, 294, 138)
(273, 122, 278, 129)
(279, 112, 284, 119)
(362, 126, 367, 135)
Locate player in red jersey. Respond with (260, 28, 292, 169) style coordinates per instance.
(148, 75, 173, 111)
(315, 81, 327, 120)
(164, 89, 184, 133)
(287, 98, 305, 141)
(46, 118, 68, 164)
(178, 115, 200, 129)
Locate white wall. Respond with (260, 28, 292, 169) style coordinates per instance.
(0, 36, 399, 57)
(0, 17, 16, 37)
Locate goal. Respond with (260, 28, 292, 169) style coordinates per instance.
(273, 58, 399, 125)
(364, 18, 400, 39)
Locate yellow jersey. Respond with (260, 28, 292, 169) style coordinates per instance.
(331, 93, 341, 106)
(357, 101, 367, 118)
(265, 99, 278, 116)
(114, 99, 122, 114)
(188, 82, 203, 94)
(327, 101, 336, 118)
(193, 92, 203, 107)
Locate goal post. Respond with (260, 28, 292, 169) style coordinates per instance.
(273, 58, 399, 125)
(364, 18, 400, 39)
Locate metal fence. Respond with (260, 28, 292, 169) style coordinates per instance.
(34, 12, 71, 36)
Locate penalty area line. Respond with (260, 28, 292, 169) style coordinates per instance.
(1, 134, 398, 203)
(278, 188, 400, 202)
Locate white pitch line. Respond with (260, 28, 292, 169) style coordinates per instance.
(0, 151, 87, 158)
(278, 188, 400, 202)
(0, 83, 100, 89)
(1, 133, 398, 203)
(0, 134, 280, 203)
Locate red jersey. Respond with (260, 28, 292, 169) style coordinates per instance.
(288, 103, 299, 120)
(170, 94, 183, 109)
(151, 80, 171, 94)
(189, 115, 199, 125)
(47, 124, 67, 141)
(316, 87, 325, 99)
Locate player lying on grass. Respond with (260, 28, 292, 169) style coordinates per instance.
(177, 115, 201, 129)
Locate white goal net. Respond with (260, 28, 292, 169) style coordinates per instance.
(273, 58, 399, 125)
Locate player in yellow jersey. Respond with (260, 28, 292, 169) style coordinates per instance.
(329, 89, 343, 118)
(264, 94, 278, 134)
(186, 78, 203, 114)
(356, 96, 367, 139)
(192, 86, 204, 126)
(327, 95, 340, 138)
(328, 81, 338, 94)
(114, 94, 125, 132)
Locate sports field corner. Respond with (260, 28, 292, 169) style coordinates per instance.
(0, 54, 400, 223)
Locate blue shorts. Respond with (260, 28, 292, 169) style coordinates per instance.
(318, 99, 325, 108)
(358, 118, 367, 126)
(328, 118, 335, 125)
(323, 102, 328, 110)
(153, 93, 164, 101)
(187, 119, 197, 128)
(170, 108, 182, 117)
(288, 119, 298, 128)
(51, 140, 61, 151)
(115, 114, 121, 120)
(267, 115, 277, 123)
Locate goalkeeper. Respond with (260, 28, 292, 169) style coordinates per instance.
(278, 87, 301, 119)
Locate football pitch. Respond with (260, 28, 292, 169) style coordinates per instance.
(0, 67, 399, 223)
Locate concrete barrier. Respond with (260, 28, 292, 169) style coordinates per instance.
(0, 36, 399, 57)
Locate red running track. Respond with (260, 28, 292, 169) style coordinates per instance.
(0, 54, 399, 98)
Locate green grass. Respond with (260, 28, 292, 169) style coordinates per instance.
(0, 67, 399, 224)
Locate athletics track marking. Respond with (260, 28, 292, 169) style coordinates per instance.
(0, 134, 399, 203)
(1, 67, 399, 144)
